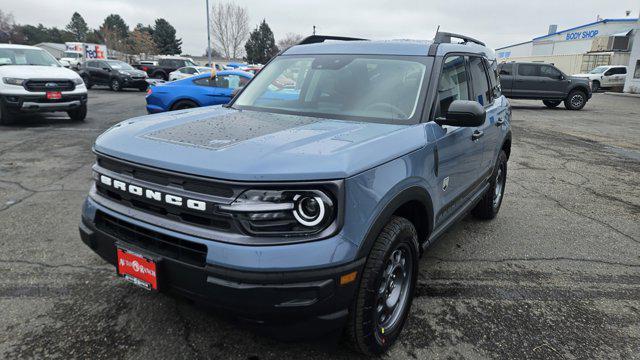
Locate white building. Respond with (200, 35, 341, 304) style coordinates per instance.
(496, 18, 639, 78)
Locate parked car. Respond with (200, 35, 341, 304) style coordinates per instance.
(138, 60, 158, 66)
(573, 65, 628, 92)
(168, 66, 213, 81)
(0, 44, 87, 124)
(240, 66, 262, 75)
(145, 70, 252, 113)
(79, 60, 148, 91)
(498, 62, 592, 110)
(225, 62, 246, 69)
(133, 57, 197, 81)
(79, 33, 511, 355)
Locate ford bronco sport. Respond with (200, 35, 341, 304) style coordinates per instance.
(79, 33, 512, 355)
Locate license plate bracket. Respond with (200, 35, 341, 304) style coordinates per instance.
(46, 91, 62, 100)
(116, 246, 159, 291)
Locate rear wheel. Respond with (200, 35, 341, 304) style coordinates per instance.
(67, 103, 87, 121)
(472, 150, 507, 220)
(542, 100, 561, 108)
(109, 78, 122, 92)
(82, 75, 92, 89)
(171, 100, 198, 111)
(152, 72, 166, 80)
(564, 90, 587, 110)
(347, 216, 419, 355)
(0, 101, 15, 125)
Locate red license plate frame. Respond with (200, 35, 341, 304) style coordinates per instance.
(116, 247, 158, 291)
(46, 91, 62, 100)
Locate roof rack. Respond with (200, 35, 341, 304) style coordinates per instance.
(433, 32, 486, 47)
(297, 35, 368, 45)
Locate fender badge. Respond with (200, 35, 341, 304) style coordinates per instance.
(442, 177, 449, 191)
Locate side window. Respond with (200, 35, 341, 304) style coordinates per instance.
(97, 61, 109, 69)
(517, 64, 539, 77)
(86, 61, 96, 68)
(184, 67, 197, 74)
(435, 55, 470, 118)
(604, 68, 615, 76)
(498, 63, 513, 75)
(540, 65, 561, 79)
(239, 76, 250, 87)
(211, 75, 240, 89)
(469, 56, 491, 106)
(486, 59, 501, 98)
(619, 67, 627, 75)
(193, 77, 213, 86)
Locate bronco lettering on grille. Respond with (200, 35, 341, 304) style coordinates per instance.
(99, 174, 207, 211)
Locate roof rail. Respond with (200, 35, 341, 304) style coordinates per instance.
(297, 35, 368, 45)
(433, 32, 486, 47)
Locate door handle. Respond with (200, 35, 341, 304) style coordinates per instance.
(472, 130, 484, 141)
(496, 118, 505, 127)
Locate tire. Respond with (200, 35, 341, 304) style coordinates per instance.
(542, 100, 561, 108)
(346, 216, 419, 355)
(564, 90, 587, 110)
(67, 103, 87, 121)
(171, 100, 198, 111)
(472, 150, 507, 220)
(0, 100, 15, 125)
(109, 78, 122, 92)
(138, 84, 148, 92)
(82, 75, 92, 89)
(591, 81, 600, 92)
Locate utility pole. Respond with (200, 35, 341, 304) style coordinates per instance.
(313, 25, 316, 35)
(206, 0, 212, 67)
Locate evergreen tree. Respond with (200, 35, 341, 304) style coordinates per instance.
(153, 18, 182, 55)
(244, 20, 279, 64)
(65, 12, 88, 41)
(102, 14, 129, 39)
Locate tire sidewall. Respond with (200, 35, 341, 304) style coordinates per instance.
(110, 78, 121, 91)
(490, 151, 508, 214)
(565, 90, 586, 110)
(592, 81, 600, 92)
(354, 217, 419, 354)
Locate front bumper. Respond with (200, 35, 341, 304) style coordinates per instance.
(121, 78, 148, 89)
(79, 197, 363, 332)
(1, 94, 87, 113)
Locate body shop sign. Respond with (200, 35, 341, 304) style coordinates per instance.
(565, 29, 599, 41)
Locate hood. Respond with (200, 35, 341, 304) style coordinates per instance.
(572, 73, 595, 78)
(94, 108, 426, 181)
(0, 65, 81, 80)
(569, 75, 591, 83)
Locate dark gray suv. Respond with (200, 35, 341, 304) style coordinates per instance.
(499, 62, 592, 110)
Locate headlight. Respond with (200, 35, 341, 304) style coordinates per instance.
(3, 77, 25, 86)
(219, 189, 336, 236)
(72, 77, 84, 85)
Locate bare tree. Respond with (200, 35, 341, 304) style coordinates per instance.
(277, 33, 304, 50)
(210, 2, 249, 60)
(0, 10, 15, 42)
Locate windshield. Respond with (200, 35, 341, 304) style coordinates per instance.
(197, 67, 212, 72)
(0, 48, 60, 67)
(107, 61, 134, 70)
(234, 55, 429, 123)
(589, 66, 608, 74)
(63, 52, 81, 58)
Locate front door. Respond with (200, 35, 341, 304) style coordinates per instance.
(432, 55, 483, 226)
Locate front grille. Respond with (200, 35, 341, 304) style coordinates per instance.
(95, 211, 207, 267)
(97, 156, 234, 198)
(24, 79, 76, 92)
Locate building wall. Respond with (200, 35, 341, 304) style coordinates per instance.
(624, 29, 640, 93)
(496, 42, 533, 60)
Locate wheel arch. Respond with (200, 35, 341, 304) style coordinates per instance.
(169, 97, 202, 110)
(355, 186, 434, 260)
(568, 84, 590, 96)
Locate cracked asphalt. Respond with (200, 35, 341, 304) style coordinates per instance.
(0, 91, 639, 359)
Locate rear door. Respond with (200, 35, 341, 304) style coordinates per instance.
(513, 63, 540, 98)
(497, 63, 514, 96)
(432, 55, 484, 226)
(603, 67, 627, 86)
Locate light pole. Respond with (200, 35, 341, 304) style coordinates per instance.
(206, 0, 212, 67)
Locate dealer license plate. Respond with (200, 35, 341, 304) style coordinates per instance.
(46, 91, 62, 100)
(116, 248, 158, 291)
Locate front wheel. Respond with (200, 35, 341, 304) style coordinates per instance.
(347, 216, 419, 355)
(564, 90, 587, 110)
(472, 150, 507, 220)
(0, 101, 15, 125)
(591, 81, 600, 92)
(67, 103, 87, 121)
(542, 100, 561, 108)
(110, 78, 122, 92)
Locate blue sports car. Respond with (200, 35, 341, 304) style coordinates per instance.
(145, 70, 253, 113)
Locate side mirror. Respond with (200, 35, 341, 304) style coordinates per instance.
(436, 100, 486, 127)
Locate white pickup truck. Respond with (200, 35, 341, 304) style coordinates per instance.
(573, 65, 628, 92)
(0, 44, 88, 125)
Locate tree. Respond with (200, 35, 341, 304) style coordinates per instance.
(100, 14, 129, 52)
(277, 33, 303, 50)
(66, 12, 88, 41)
(244, 20, 279, 64)
(210, 2, 249, 59)
(0, 10, 15, 42)
(128, 28, 157, 55)
(152, 18, 181, 55)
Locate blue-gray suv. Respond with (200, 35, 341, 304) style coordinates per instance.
(79, 33, 512, 355)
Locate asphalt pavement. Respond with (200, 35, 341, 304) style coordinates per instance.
(0, 91, 638, 359)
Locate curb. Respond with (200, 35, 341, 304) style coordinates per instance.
(603, 92, 640, 98)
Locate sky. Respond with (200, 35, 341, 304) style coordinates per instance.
(2, 0, 639, 55)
